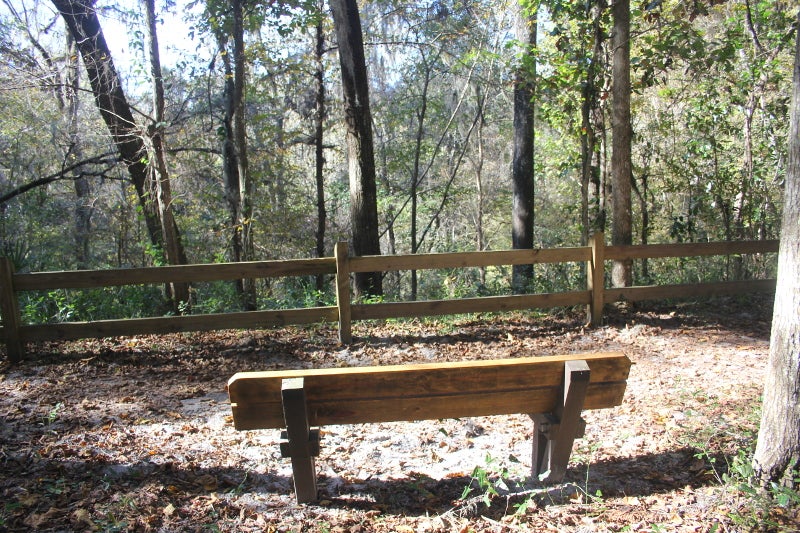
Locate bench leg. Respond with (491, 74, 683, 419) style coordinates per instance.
(532, 359, 590, 483)
(281, 377, 319, 503)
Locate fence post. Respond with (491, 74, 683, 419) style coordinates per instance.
(334, 242, 352, 344)
(587, 232, 605, 326)
(0, 257, 24, 362)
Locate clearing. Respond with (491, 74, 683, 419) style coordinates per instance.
(1, 297, 796, 532)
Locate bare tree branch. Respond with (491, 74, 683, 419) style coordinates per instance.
(0, 152, 119, 205)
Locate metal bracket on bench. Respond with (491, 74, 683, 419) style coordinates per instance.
(281, 377, 320, 503)
(531, 359, 591, 484)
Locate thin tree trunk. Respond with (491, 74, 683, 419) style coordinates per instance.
(610, 0, 633, 289)
(753, 11, 800, 487)
(330, 0, 382, 298)
(215, 33, 245, 295)
(314, 14, 328, 294)
(581, 2, 606, 246)
(632, 172, 649, 283)
(63, 32, 91, 270)
(232, 0, 257, 310)
(410, 57, 431, 302)
(474, 85, 487, 288)
(145, 0, 190, 309)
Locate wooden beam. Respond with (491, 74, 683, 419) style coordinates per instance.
(351, 291, 592, 321)
(0, 258, 24, 362)
(587, 232, 605, 326)
(281, 378, 318, 503)
(533, 360, 591, 483)
(604, 279, 776, 303)
(348, 247, 591, 273)
(335, 242, 352, 344)
(12, 258, 336, 291)
(228, 353, 630, 430)
(19, 307, 337, 343)
(604, 240, 778, 261)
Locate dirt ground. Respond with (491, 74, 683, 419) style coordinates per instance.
(1, 296, 798, 532)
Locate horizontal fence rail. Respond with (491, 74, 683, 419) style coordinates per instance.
(0, 233, 779, 362)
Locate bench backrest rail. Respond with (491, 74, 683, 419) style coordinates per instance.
(228, 352, 630, 430)
(227, 352, 631, 503)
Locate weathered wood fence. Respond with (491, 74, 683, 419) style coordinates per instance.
(0, 233, 778, 362)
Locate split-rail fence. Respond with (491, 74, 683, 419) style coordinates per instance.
(0, 233, 778, 362)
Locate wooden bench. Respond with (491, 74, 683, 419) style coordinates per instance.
(227, 352, 631, 503)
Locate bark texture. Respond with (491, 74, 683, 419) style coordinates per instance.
(330, 0, 382, 298)
(52, 0, 162, 251)
(314, 14, 328, 293)
(511, 1, 537, 294)
(610, 0, 632, 288)
(753, 11, 800, 487)
(145, 0, 189, 307)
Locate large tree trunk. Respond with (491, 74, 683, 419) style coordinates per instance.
(330, 0, 382, 298)
(610, 0, 633, 288)
(51, 0, 179, 275)
(753, 11, 800, 488)
(511, 0, 537, 294)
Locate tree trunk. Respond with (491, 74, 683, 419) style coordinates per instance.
(213, 2, 256, 310)
(580, 2, 606, 246)
(610, 0, 633, 288)
(314, 14, 328, 294)
(330, 0, 382, 298)
(410, 57, 431, 302)
(511, 0, 537, 294)
(64, 33, 91, 270)
(145, 0, 190, 309)
(753, 11, 800, 488)
(232, 0, 257, 310)
(632, 171, 650, 283)
(52, 0, 170, 268)
(473, 85, 487, 288)
(215, 33, 245, 291)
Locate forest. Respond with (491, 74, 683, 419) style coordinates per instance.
(2, 2, 800, 530)
(0, 0, 795, 316)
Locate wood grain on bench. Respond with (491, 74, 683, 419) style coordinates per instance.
(228, 351, 630, 429)
(228, 351, 631, 502)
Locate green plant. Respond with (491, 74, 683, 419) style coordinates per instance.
(461, 453, 534, 513)
(718, 449, 800, 531)
(43, 402, 64, 426)
(1, 238, 31, 271)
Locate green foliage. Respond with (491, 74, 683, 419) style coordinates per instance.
(42, 402, 64, 426)
(0, 0, 793, 318)
(719, 449, 800, 531)
(0, 239, 30, 272)
(20, 286, 166, 324)
(462, 453, 515, 508)
(461, 453, 537, 514)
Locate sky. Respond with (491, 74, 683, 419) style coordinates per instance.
(98, 0, 205, 78)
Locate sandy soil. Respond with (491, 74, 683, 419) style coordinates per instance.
(1, 297, 797, 532)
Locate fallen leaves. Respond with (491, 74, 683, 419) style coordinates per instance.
(0, 302, 790, 532)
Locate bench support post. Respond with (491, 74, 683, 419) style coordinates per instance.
(531, 359, 590, 483)
(280, 377, 320, 503)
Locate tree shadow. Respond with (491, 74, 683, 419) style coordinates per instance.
(313, 445, 726, 516)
